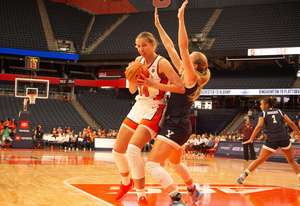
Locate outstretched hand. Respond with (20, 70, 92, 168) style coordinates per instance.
(154, 8, 160, 28)
(136, 73, 155, 88)
(178, 0, 188, 19)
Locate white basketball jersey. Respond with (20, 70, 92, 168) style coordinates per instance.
(135, 55, 169, 101)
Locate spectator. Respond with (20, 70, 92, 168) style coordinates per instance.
(248, 108, 254, 119)
(200, 134, 216, 154)
(62, 96, 66, 102)
(89, 88, 93, 92)
(257, 130, 267, 142)
(34, 125, 44, 149)
(1, 126, 12, 146)
(87, 126, 92, 133)
(244, 114, 249, 120)
(83, 133, 92, 151)
(51, 128, 58, 137)
(197, 134, 208, 155)
(111, 130, 118, 138)
(68, 132, 78, 150)
(57, 126, 62, 134)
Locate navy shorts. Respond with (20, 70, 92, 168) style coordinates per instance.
(156, 118, 192, 150)
(263, 139, 291, 153)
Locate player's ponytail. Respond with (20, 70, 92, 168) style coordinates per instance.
(262, 97, 277, 108)
(188, 52, 211, 101)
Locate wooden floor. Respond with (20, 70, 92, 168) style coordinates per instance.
(0, 148, 299, 206)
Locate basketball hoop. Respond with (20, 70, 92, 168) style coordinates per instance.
(28, 94, 37, 104)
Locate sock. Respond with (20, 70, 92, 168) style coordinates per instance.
(136, 189, 146, 200)
(121, 176, 130, 186)
(245, 169, 250, 176)
(187, 183, 194, 191)
(169, 190, 179, 198)
(297, 173, 300, 180)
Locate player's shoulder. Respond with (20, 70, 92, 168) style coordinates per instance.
(135, 56, 143, 62)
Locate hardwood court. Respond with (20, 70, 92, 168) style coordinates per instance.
(0, 148, 299, 206)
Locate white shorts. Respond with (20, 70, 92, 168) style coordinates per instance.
(122, 100, 166, 138)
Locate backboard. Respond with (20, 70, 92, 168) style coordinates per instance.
(15, 78, 49, 99)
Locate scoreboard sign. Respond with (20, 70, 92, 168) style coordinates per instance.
(59, 79, 75, 85)
(25, 56, 40, 71)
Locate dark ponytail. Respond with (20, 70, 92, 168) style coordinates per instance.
(262, 97, 277, 108)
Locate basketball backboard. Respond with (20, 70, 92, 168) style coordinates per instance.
(15, 78, 49, 99)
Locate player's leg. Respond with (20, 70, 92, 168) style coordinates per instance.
(127, 125, 153, 205)
(237, 146, 273, 184)
(168, 147, 204, 204)
(113, 123, 135, 201)
(146, 139, 187, 206)
(281, 142, 300, 180)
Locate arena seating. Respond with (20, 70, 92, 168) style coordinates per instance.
(77, 90, 132, 131)
(44, 0, 92, 53)
(208, 2, 300, 50)
(203, 66, 295, 89)
(85, 13, 124, 49)
(0, 0, 48, 51)
(91, 8, 214, 54)
(0, 95, 88, 134)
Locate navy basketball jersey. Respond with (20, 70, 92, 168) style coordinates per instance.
(260, 108, 289, 142)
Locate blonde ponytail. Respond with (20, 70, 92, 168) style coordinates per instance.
(188, 68, 210, 101)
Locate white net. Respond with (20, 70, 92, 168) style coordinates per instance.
(28, 94, 37, 104)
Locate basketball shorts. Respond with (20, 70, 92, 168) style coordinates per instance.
(122, 100, 166, 138)
(263, 139, 291, 153)
(156, 118, 192, 150)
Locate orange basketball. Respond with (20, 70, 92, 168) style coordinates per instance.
(125, 63, 149, 85)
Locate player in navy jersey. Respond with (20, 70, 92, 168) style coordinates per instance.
(237, 97, 300, 184)
(137, 1, 210, 205)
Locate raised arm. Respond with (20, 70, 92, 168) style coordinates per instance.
(155, 8, 182, 72)
(178, 0, 196, 86)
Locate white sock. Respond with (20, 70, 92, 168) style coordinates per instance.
(121, 176, 130, 186)
(136, 189, 146, 200)
(169, 190, 179, 197)
(245, 169, 250, 176)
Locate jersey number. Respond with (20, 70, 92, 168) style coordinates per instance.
(139, 86, 149, 97)
(272, 115, 277, 123)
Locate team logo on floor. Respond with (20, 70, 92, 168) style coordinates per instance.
(69, 183, 300, 205)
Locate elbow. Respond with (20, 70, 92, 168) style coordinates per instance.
(178, 85, 185, 94)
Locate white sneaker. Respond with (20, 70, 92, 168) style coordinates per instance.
(90, 148, 92, 151)
(68, 148, 71, 151)
(84, 148, 86, 151)
(76, 148, 78, 151)
(188, 184, 204, 203)
(64, 147, 67, 150)
(237, 173, 246, 184)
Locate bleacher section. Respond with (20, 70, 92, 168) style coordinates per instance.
(77, 90, 132, 131)
(85, 13, 124, 49)
(0, 1, 299, 54)
(203, 67, 295, 89)
(208, 2, 300, 50)
(91, 8, 214, 54)
(0, 95, 88, 134)
(44, 0, 92, 52)
(0, 0, 48, 51)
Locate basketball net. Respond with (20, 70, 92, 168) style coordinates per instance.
(28, 94, 37, 104)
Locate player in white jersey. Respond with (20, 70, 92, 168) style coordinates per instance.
(112, 31, 184, 206)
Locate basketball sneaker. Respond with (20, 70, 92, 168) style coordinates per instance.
(187, 184, 204, 203)
(115, 179, 134, 201)
(170, 193, 188, 206)
(138, 196, 151, 206)
(237, 171, 248, 184)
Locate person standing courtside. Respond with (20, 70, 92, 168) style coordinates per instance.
(112, 31, 184, 205)
(237, 97, 300, 185)
(238, 119, 256, 161)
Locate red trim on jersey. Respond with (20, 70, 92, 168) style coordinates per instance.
(154, 77, 168, 100)
(140, 104, 166, 133)
(123, 118, 139, 131)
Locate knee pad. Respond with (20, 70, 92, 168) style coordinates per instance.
(127, 144, 144, 179)
(146, 161, 174, 189)
(169, 162, 192, 183)
(112, 150, 130, 174)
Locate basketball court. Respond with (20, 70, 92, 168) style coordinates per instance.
(0, 149, 299, 206)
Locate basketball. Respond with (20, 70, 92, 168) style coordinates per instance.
(125, 62, 149, 85)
